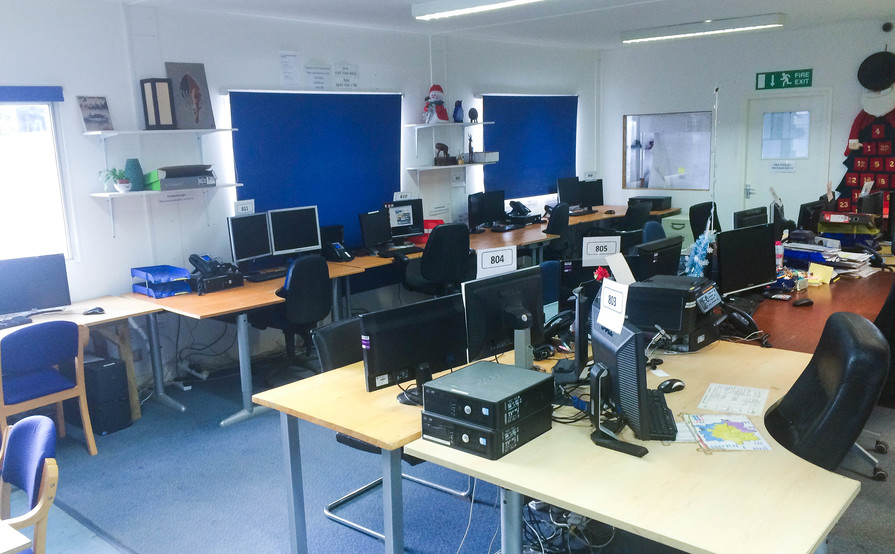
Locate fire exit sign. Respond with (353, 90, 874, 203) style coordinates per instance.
(756, 69, 812, 90)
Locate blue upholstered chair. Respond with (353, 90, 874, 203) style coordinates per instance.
(642, 220, 666, 243)
(0, 415, 59, 554)
(0, 321, 97, 455)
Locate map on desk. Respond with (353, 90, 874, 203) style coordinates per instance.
(685, 414, 771, 452)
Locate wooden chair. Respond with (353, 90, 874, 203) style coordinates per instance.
(0, 321, 97, 456)
(0, 415, 59, 554)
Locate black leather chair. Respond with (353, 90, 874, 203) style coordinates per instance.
(248, 254, 332, 382)
(311, 317, 472, 540)
(543, 202, 573, 260)
(765, 312, 889, 480)
(586, 201, 652, 255)
(874, 280, 895, 409)
(398, 223, 475, 296)
(689, 201, 721, 241)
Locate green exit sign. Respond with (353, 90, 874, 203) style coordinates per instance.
(756, 69, 813, 90)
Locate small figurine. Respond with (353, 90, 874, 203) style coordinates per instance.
(453, 100, 464, 123)
(422, 96, 430, 123)
(427, 85, 450, 123)
(468, 134, 474, 162)
(468, 107, 478, 123)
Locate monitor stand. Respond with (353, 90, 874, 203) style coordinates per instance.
(397, 363, 433, 406)
(514, 327, 534, 369)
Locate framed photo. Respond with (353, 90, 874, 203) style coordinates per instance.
(165, 62, 216, 129)
(140, 79, 177, 130)
(623, 111, 712, 190)
(77, 96, 113, 132)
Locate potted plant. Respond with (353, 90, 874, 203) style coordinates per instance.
(100, 168, 131, 193)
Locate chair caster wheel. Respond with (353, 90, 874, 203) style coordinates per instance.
(874, 440, 889, 454)
(873, 467, 888, 481)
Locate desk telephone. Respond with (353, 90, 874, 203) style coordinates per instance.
(189, 254, 237, 276)
(509, 201, 531, 217)
(322, 241, 354, 262)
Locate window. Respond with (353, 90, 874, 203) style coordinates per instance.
(761, 110, 810, 159)
(0, 89, 69, 260)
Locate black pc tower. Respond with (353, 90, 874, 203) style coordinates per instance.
(62, 356, 132, 435)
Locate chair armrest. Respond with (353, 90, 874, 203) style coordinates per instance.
(275, 287, 287, 299)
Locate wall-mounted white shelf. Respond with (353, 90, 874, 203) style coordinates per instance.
(84, 128, 238, 170)
(406, 121, 492, 157)
(406, 162, 496, 174)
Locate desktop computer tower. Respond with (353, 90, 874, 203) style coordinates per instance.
(62, 356, 132, 435)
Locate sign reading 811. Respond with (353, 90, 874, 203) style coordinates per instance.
(756, 69, 812, 90)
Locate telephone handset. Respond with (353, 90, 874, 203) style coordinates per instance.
(322, 241, 355, 262)
(509, 201, 531, 217)
(543, 310, 575, 341)
(189, 254, 234, 276)
(719, 302, 760, 336)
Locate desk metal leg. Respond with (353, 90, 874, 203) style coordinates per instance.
(281, 413, 308, 554)
(500, 487, 523, 554)
(220, 313, 270, 426)
(146, 312, 186, 412)
(380, 448, 404, 554)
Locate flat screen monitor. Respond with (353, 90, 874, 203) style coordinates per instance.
(733, 207, 768, 229)
(267, 205, 321, 256)
(797, 200, 826, 233)
(383, 198, 424, 243)
(360, 294, 467, 405)
(578, 179, 604, 211)
(468, 190, 506, 230)
(715, 223, 777, 296)
(0, 253, 71, 317)
(463, 266, 545, 365)
(227, 212, 271, 264)
(858, 191, 885, 218)
(626, 235, 684, 281)
(590, 307, 654, 440)
(358, 209, 392, 252)
(556, 177, 581, 208)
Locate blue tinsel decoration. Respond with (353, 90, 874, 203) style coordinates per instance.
(685, 229, 716, 277)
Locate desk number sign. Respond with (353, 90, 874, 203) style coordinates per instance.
(477, 246, 517, 279)
(582, 236, 621, 267)
(597, 278, 628, 334)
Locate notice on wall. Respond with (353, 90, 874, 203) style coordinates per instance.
(304, 62, 332, 90)
(334, 63, 359, 89)
(279, 51, 301, 88)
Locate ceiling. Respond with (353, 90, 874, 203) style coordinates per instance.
(112, 0, 894, 51)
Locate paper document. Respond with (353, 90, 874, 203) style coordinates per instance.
(685, 414, 771, 451)
(697, 383, 769, 416)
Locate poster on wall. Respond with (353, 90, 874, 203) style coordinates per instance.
(77, 96, 113, 132)
(165, 62, 216, 129)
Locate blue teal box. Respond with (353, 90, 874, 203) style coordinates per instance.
(131, 265, 191, 298)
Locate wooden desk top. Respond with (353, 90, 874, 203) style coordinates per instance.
(405, 342, 859, 554)
(469, 225, 558, 250)
(753, 270, 894, 353)
(0, 295, 162, 338)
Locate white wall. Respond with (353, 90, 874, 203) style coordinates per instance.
(600, 20, 888, 228)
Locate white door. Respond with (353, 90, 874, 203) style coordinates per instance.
(743, 90, 832, 219)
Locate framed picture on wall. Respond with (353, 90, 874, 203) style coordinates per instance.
(77, 96, 114, 132)
(623, 111, 712, 190)
(165, 62, 216, 129)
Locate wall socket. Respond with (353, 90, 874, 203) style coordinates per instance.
(234, 199, 254, 215)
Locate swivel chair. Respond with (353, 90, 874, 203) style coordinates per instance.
(689, 201, 721, 241)
(542, 202, 573, 260)
(642, 220, 666, 243)
(765, 312, 889, 480)
(586, 201, 652, 255)
(311, 318, 472, 541)
(0, 415, 58, 554)
(874, 279, 895, 409)
(248, 254, 332, 383)
(398, 223, 475, 296)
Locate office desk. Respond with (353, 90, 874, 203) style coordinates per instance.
(129, 262, 364, 426)
(0, 295, 165, 419)
(0, 522, 29, 554)
(470, 224, 558, 264)
(406, 342, 860, 554)
(252, 360, 425, 554)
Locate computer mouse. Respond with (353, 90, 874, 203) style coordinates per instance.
(83, 306, 105, 315)
(658, 378, 685, 393)
(604, 210, 616, 215)
(792, 298, 814, 307)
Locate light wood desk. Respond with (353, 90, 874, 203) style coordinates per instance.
(406, 342, 860, 554)
(0, 295, 165, 420)
(0, 521, 29, 554)
(129, 261, 365, 426)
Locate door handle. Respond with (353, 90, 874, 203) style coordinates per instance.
(744, 184, 757, 199)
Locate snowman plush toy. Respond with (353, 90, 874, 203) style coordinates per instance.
(425, 84, 450, 123)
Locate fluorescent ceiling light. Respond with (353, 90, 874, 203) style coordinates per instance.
(412, 0, 547, 21)
(621, 13, 785, 44)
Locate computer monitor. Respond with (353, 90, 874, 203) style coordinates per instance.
(0, 253, 71, 317)
(383, 198, 424, 244)
(360, 294, 467, 405)
(626, 235, 684, 281)
(589, 307, 654, 440)
(267, 206, 321, 257)
(556, 177, 581, 208)
(732, 207, 768, 229)
(358, 209, 392, 253)
(463, 266, 545, 369)
(468, 190, 507, 230)
(797, 200, 826, 233)
(578, 179, 604, 212)
(858, 191, 885, 219)
(227, 212, 272, 264)
(715, 223, 777, 297)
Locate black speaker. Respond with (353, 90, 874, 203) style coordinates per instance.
(62, 357, 132, 435)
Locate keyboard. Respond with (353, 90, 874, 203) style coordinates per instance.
(647, 389, 677, 441)
(244, 269, 287, 282)
(490, 224, 524, 232)
(0, 315, 32, 330)
(378, 245, 424, 258)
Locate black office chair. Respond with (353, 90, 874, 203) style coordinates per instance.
(311, 318, 472, 541)
(248, 254, 332, 383)
(398, 223, 475, 296)
(764, 312, 889, 481)
(586, 201, 652, 255)
(874, 280, 895, 409)
(689, 201, 721, 241)
(543, 202, 573, 260)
